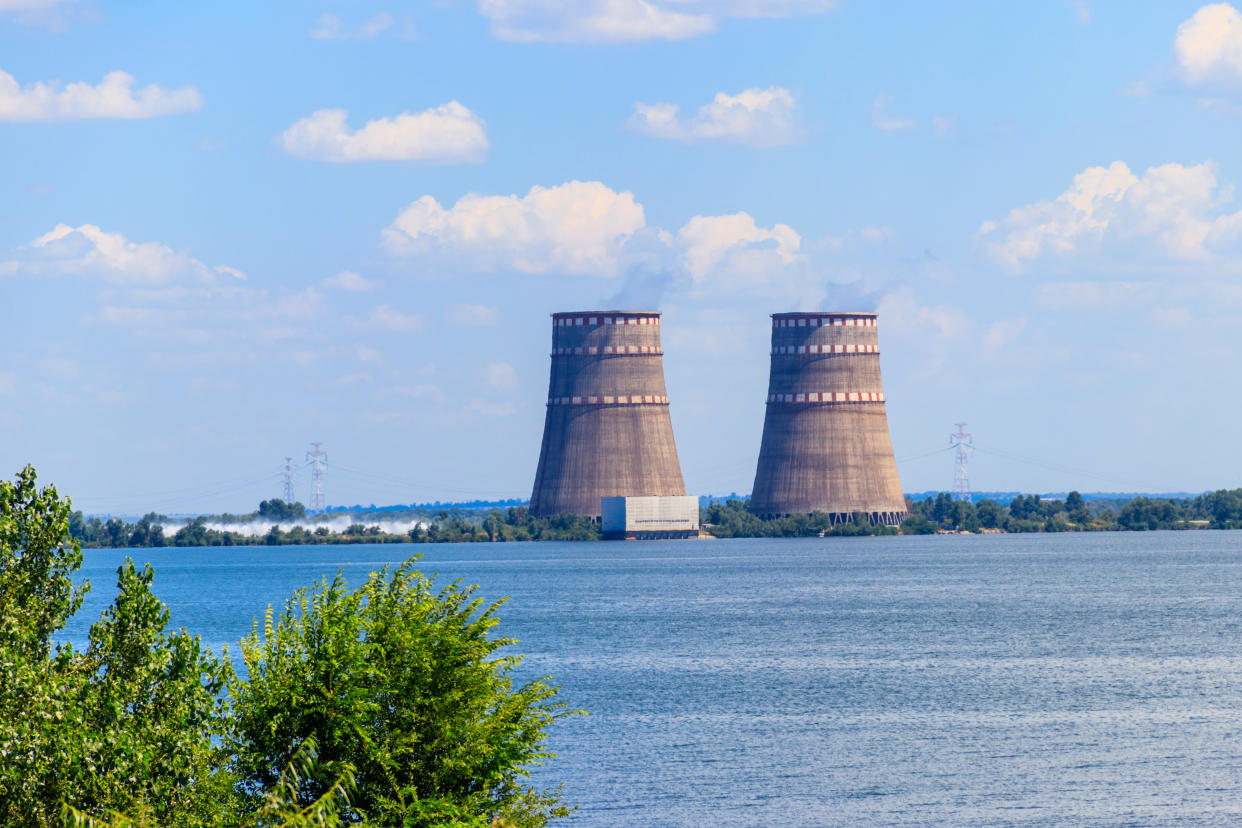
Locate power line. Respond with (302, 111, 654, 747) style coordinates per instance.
(970, 444, 1165, 492)
(896, 445, 954, 464)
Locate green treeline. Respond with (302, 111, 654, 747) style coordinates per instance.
(900, 489, 1242, 533)
(69, 504, 602, 549)
(69, 489, 1242, 549)
(1, 467, 572, 827)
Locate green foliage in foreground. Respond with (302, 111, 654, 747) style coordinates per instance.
(0, 466, 573, 827)
(229, 563, 571, 826)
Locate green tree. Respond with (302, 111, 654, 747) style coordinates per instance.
(228, 561, 573, 827)
(259, 499, 308, 522)
(1066, 491, 1090, 524)
(0, 466, 234, 826)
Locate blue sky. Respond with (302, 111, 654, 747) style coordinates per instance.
(4, 0, 1242, 513)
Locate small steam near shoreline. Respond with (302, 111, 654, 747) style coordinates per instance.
(157, 516, 429, 538)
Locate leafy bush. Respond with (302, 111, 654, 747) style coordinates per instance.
(0, 466, 573, 827)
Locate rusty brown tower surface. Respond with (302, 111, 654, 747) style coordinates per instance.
(750, 311, 907, 526)
(530, 311, 687, 518)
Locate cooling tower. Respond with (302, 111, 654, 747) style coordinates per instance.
(530, 311, 687, 518)
(750, 312, 907, 526)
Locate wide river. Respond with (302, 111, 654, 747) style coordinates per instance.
(67, 532, 1242, 826)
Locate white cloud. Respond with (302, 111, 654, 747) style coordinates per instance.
(483, 362, 518, 390)
(0, 70, 202, 122)
(369, 304, 424, 332)
(1174, 3, 1242, 86)
(0, 371, 15, 395)
(323, 270, 378, 292)
(982, 318, 1026, 350)
(978, 160, 1242, 270)
(1120, 80, 1150, 98)
(677, 212, 802, 291)
(871, 92, 914, 132)
(478, 0, 714, 42)
(0, 0, 75, 27)
(214, 264, 248, 280)
(859, 225, 896, 243)
(355, 345, 385, 363)
(477, 0, 834, 42)
(310, 12, 395, 39)
(446, 303, 500, 326)
(5, 223, 221, 284)
(383, 181, 646, 276)
(278, 103, 488, 163)
(628, 87, 801, 146)
(1068, 0, 1090, 24)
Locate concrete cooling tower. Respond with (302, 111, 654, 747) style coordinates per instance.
(750, 312, 907, 526)
(530, 311, 687, 518)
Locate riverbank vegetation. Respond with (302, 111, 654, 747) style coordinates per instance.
(1, 466, 573, 827)
(902, 489, 1242, 533)
(67, 488, 1242, 549)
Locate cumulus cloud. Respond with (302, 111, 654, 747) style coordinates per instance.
(477, 0, 834, 42)
(629, 87, 801, 146)
(278, 103, 488, 163)
(977, 159, 1242, 270)
(871, 92, 914, 131)
(677, 212, 802, 291)
(0, 69, 202, 122)
(369, 305, 423, 332)
(322, 270, 378, 291)
(310, 12, 395, 39)
(4, 223, 221, 284)
(383, 181, 647, 276)
(446, 303, 500, 326)
(381, 180, 873, 305)
(1174, 3, 1242, 86)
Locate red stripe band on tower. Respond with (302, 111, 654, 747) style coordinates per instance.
(551, 346, 665, 356)
(771, 316, 877, 328)
(765, 392, 886, 404)
(771, 344, 879, 355)
(553, 313, 661, 327)
(547, 395, 670, 406)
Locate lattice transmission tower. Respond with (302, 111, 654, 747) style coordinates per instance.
(950, 423, 973, 501)
(306, 442, 327, 511)
(281, 457, 297, 503)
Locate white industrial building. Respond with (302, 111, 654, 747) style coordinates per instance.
(601, 495, 700, 540)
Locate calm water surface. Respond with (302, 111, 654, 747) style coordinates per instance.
(67, 532, 1242, 826)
